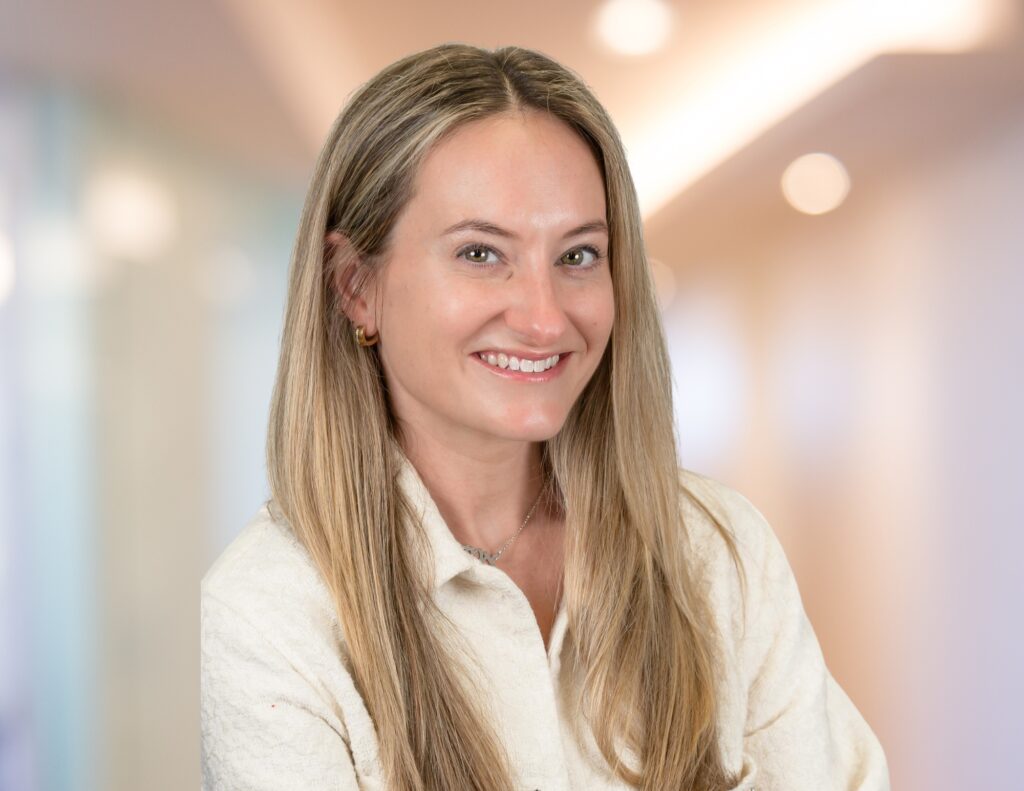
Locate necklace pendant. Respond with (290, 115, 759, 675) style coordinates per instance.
(461, 544, 498, 565)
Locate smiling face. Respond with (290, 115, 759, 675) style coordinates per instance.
(348, 109, 615, 452)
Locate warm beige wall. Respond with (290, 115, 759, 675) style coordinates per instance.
(647, 90, 1024, 790)
(91, 123, 209, 791)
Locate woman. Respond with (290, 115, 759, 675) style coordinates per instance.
(201, 43, 890, 790)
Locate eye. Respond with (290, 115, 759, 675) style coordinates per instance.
(560, 245, 604, 269)
(457, 244, 501, 266)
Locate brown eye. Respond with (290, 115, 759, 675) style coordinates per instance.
(560, 246, 601, 268)
(458, 245, 499, 265)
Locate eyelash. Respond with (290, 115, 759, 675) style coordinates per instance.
(456, 243, 605, 270)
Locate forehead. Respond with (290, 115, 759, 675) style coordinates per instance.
(407, 111, 607, 235)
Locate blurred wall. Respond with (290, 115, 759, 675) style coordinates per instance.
(648, 55, 1024, 790)
(1, 83, 100, 791)
(0, 80, 300, 791)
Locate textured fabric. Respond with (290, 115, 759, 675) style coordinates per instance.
(201, 457, 891, 790)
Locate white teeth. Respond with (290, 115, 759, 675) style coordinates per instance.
(478, 352, 562, 373)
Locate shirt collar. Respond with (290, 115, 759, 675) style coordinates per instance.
(396, 452, 572, 669)
(397, 453, 478, 590)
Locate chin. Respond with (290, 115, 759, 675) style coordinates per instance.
(497, 414, 569, 443)
(459, 401, 572, 443)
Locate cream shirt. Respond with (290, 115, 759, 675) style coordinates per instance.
(201, 457, 890, 790)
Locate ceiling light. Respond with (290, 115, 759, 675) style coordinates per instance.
(594, 0, 674, 57)
(85, 168, 178, 263)
(781, 152, 850, 215)
(629, 0, 1003, 217)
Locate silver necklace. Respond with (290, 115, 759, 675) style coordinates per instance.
(460, 484, 545, 566)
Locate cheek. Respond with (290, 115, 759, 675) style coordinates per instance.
(379, 275, 486, 381)
(384, 268, 487, 330)
(382, 277, 442, 343)
(579, 283, 616, 344)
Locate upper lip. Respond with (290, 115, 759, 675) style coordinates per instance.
(473, 349, 567, 361)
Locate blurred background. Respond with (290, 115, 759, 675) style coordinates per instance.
(1, 0, 1022, 788)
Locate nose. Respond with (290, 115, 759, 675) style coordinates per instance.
(503, 261, 570, 348)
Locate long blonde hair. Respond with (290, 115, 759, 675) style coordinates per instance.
(267, 43, 743, 790)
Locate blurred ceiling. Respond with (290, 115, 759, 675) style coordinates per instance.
(1, 0, 1022, 213)
(645, 46, 1024, 262)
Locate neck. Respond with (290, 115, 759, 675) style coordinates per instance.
(399, 427, 547, 552)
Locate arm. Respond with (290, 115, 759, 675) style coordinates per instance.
(738, 506, 891, 791)
(201, 592, 361, 791)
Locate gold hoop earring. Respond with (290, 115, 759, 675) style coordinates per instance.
(355, 324, 379, 347)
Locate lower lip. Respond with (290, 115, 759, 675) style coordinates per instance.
(471, 353, 571, 382)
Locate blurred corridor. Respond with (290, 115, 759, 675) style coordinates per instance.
(1, 1, 1022, 789)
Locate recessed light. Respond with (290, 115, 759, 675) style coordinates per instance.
(781, 152, 850, 215)
(594, 0, 674, 57)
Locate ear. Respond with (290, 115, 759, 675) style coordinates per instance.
(325, 231, 378, 333)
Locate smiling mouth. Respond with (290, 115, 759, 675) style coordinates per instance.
(472, 351, 570, 379)
(475, 351, 561, 373)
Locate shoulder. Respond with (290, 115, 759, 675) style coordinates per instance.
(676, 467, 776, 576)
(203, 502, 324, 612)
(675, 470, 892, 787)
(201, 503, 346, 668)
(201, 506, 369, 786)
(675, 467, 792, 640)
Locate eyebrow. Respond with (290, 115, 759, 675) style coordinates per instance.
(441, 218, 608, 240)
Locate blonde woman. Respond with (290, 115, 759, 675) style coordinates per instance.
(200, 43, 890, 791)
